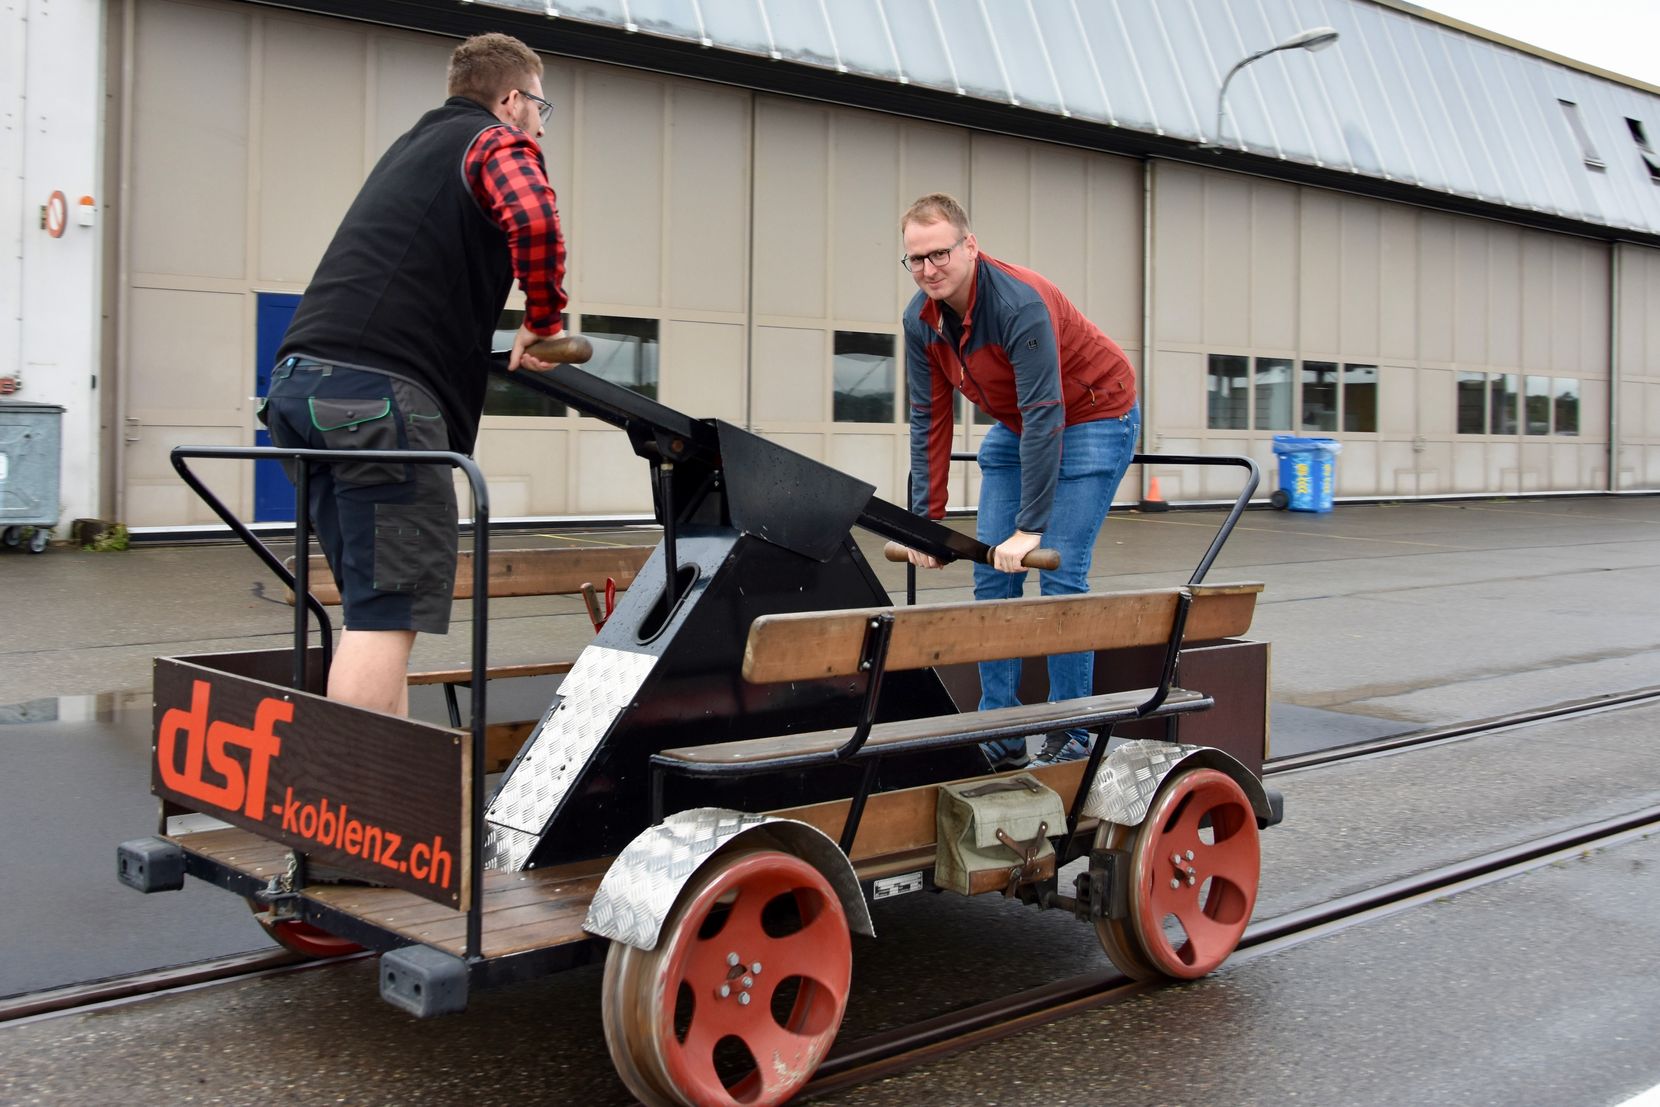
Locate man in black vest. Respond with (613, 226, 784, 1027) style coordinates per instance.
(260, 33, 568, 715)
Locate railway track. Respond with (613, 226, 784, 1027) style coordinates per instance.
(806, 799, 1660, 1098)
(6, 687, 1658, 1094)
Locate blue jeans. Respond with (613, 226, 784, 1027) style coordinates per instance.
(977, 406, 1140, 759)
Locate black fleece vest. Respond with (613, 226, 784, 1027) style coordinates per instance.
(278, 97, 514, 453)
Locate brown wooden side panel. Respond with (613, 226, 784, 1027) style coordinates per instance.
(153, 659, 469, 908)
(743, 583, 1264, 683)
(1098, 639, 1269, 775)
(773, 759, 1090, 862)
(290, 545, 654, 605)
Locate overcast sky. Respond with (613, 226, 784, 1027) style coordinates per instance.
(1413, 0, 1660, 86)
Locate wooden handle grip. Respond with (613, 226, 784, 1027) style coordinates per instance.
(883, 541, 1061, 570)
(524, 333, 594, 365)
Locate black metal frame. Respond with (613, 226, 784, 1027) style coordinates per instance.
(906, 450, 1259, 602)
(169, 444, 493, 962)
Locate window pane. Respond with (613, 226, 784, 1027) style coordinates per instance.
(1456, 372, 1486, 434)
(581, 315, 659, 401)
(1343, 364, 1378, 433)
(1554, 378, 1580, 436)
(1301, 361, 1338, 432)
(1524, 375, 1552, 435)
(1254, 358, 1292, 430)
(832, 331, 896, 423)
(485, 308, 566, 416)
(1207, 355, 1249, 430)
(1490, 373, 1519, 435)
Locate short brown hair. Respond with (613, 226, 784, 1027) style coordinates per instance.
(901, 192, 971, 235)
(447, 33, 543, 104)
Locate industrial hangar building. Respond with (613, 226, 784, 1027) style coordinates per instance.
(8, 0, 1660, 529)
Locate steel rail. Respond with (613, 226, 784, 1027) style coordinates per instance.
(1263, 685, 1660, 774)
(806, 801, 1660, 1097)
(0, 949, 370, 1026)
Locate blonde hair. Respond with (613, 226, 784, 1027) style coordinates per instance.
(447, 33, 543, 104)
(901, 192, 971, 234)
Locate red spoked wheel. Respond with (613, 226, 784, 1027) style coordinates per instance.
(1093, 767, 1260, 981)
(246, 899, 363, 959)
(602, 849, 852, 1107)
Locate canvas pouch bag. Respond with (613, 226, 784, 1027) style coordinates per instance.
(934, 773, 1067, 895)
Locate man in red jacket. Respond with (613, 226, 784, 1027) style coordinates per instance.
(899, 192, 1140, 768)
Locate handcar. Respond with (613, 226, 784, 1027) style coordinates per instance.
(120, 363, 1281, 1107)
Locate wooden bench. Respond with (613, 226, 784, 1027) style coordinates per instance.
(291, 544, 653, 769)
(654, 581, 1263, 776)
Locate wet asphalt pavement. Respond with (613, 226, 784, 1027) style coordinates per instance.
(1, 497, 1658, 1104)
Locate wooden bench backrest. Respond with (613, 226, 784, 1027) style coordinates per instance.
(291, 545, 654, 605)
(740, 582, 1264, 684)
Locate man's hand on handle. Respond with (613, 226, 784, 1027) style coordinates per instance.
(510, 327, 594, 372)
(991, 529, 1042, 574)
(905, 547, 944, 570)
(883, 540, 1059, 571)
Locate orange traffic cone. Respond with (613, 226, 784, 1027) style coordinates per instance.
(1139, 474, 1170, 513)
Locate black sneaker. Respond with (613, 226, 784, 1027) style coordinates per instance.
(980, 740, 1031, 772)
(1032, 731, 1091, 766)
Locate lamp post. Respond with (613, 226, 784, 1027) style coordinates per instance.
(1204, 26, 1340, 149)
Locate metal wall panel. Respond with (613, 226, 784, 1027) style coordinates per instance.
(665, 84, 750, 314)
(753, 100, 830, 319)
(130, 2, 250, 280)
(1339, 199, 1381, 359)
(1249, 182, 1298, 353)
(1298, 190, 1342, 355)
(1202, 175, 1252, 349)
(1379, 204, 1417, 362)
(578, 71, 665, 308)
(831, 114, 903, 325)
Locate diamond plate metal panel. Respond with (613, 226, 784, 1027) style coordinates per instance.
(482, 645, 657, 870)
(1081, 739, 1205, 826)
(481, 823, 540, 872)
(584, 808, 772, 949)
(584, 809, 873, 950)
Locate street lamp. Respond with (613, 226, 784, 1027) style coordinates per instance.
(1204, 26, 1340, 149)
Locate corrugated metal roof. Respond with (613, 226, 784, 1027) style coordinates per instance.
(479, 0, 1660, 237)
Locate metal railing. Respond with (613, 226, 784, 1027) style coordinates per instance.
(170, 445, 492, 961)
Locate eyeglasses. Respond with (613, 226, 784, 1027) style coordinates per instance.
(901, 236, 965, 272)
(518, 89, 554, 123)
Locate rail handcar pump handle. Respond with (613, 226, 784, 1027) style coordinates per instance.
(524, 333, 594, 365)
(882, 541, 1061, 571)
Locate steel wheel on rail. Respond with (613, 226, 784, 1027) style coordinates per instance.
(601, 848, 853, 1107)
(1093, 767, 1260, 981)
(246, 899, 364, 959)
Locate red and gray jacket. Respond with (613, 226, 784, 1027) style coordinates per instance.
(905, 253, 1136, 532)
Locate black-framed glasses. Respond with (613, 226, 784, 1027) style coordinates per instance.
(518, 89, 554, 123)
(901, 236, 965, 272)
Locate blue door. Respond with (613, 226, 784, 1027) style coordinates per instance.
(254, 293, 302, 521)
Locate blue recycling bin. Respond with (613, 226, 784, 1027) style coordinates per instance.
(1270, 435, 1341, 513)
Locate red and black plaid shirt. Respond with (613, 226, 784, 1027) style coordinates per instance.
(465, 125, 568, 335)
